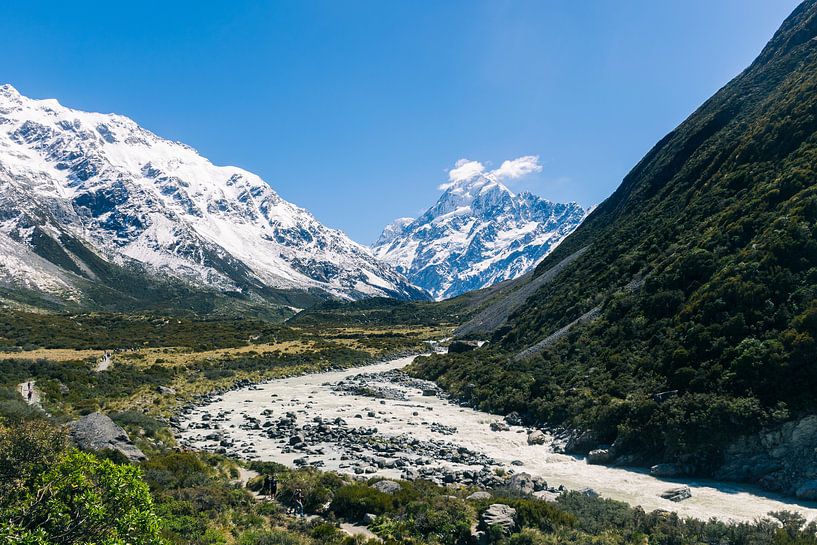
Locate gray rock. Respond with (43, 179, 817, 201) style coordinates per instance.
(157, 386, 176, 395)
(467, 491, 492, 501)
(362, 513, 377, 524)
(578, 487, 599, 498)
(536, 490, 562, 502)
(507, 472, 535, 495)
(660, 486, 692, 502)
(587, 448, 612, 465)
(490, 421, 510, 432)
(527, 430, 546, 445)
(372, 480, 402, 494)
(480, 504, 517, 535)
(68, 412, 145, 462)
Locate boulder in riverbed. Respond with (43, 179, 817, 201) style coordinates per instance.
(587, 448, 612, 465)
(490, 421, 510, 432)
(660, 486, 692, 502)
(527, 430, 546, 445)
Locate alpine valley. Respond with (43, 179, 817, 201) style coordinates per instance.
(5, 3, 817, 545)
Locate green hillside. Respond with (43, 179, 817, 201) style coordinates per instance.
(413, 0, 817, 481)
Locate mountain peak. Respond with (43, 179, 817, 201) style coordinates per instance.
(0, 86, 428, 309)
(375, 217, 415, 246)
(0, 83, 19, 96)
(373, 173, 585, 299)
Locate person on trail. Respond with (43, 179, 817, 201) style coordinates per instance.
(263, 474, 278, 499)
(294, 488, 304, 517)
(27, 389, 32, 402)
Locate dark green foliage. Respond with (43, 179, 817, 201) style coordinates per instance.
(0, 420, 163, 544)
(330, 483, 394, 519)
(289, 296, 472, 327)
(412, 0, 817, 473)
(0, 311, 294, 351)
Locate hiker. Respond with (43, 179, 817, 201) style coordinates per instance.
(263, 473, 278, 499)
(293, 488, 304, 517)
(27, 389, 32, 402)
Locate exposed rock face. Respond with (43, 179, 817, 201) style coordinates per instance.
(480, 504, 517, 535)
(715, 415, 817, 499)
(68, 412, 145, 461)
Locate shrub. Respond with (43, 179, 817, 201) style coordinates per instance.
(330, 484, 393, 520)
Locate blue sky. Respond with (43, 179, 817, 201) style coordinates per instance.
(0, 1, 801, 242)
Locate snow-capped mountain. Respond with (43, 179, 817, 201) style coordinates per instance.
(372, 170, 586, 300)
(0, 84, 427, 309)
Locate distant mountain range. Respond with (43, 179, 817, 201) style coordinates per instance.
(0, 85, 427, 313)
(372, 170, 586, 299)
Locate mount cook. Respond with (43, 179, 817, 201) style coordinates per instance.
(373, 166, 586, 300)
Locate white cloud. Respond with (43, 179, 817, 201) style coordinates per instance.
(438, 155, 542, 190)
(490, 155, 542, 180)
(439, 159, 486, 189)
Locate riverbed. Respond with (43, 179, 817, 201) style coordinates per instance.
(176, 354, 817, 523)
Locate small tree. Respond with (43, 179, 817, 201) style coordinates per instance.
(0, 421, 164, 545)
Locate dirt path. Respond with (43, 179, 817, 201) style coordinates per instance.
(17, 380, 42, 406)
(95, 351, 112, 372)
(340, 522, 381, 541)
(234, 467, 266, 501)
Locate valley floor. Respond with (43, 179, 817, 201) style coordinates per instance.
(177, 354, 817, 524)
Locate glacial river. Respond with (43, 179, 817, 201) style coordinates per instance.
(177, 354, 817, 523)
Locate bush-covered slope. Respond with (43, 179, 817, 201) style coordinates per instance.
(413, 1, 817, 483)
